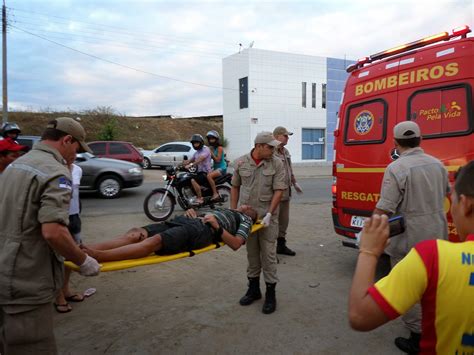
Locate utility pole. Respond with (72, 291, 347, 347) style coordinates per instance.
(2, 0, 7, 124)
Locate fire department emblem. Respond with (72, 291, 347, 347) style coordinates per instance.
(354, 110, 374, 135)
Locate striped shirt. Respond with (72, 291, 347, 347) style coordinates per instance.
(210, 208, 253, 241)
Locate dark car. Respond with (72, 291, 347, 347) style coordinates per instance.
(16, 135, 41, 149)
(88, 141, 143, 165)
(16, 136, 143, 198)
(75, 153, 143, 198)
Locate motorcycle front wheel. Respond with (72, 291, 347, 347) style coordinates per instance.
(143, 188, 175, 221)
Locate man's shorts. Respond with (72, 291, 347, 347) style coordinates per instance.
(143, 216, 214, 255)
(193, 172, 209, 186)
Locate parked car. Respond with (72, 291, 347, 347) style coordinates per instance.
(16, 135, 41, 149)
(141, 141, 196, 169)
(88, 141, 143, 165)
(15, 136, 143, 198)
(75, 153, 143, 198)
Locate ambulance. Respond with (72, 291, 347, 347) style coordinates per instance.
(332, 25, 473, 247)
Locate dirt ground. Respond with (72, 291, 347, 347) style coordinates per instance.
(55, 202, 404, 355)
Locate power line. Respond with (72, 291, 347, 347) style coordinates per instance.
(11, 25, 238, 91)
(8, 7, 239, 47)
(10, 24, 230, 60)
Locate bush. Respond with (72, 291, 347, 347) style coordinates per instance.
(97, 117, 119, 141)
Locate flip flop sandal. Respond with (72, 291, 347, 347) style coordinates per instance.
(54, 303, 72, 313)
(65, 294, 85, 302)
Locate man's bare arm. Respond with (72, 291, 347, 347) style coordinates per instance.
(42, 223, 87, 265)
(230, 185, 240, 209)
(268, 189, 283, 215)
(348, 215, 391, 331)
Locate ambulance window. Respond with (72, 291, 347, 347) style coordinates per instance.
(408, 84, 472, 138)
(344, 99, 387, 145)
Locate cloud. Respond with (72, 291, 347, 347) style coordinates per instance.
(7, 0, 474, 116)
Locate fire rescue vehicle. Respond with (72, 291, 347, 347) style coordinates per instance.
(332, 25, 473, 247)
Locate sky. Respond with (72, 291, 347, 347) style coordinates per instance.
(5, 0, 474, 116)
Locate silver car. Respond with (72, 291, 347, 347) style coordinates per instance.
(142, 141, 196, 169)
(75, 153, 143, 199)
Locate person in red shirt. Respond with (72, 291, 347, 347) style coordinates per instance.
(349, 161, 474, 354)
(0, 138, 28, 174)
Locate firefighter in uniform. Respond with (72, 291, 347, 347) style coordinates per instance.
(0, 117, 101, 355)
(373, 121, 449, 354)
(231, 131, 287, 314)
(272, 126, 302, 256)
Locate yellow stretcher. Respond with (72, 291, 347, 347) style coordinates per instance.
(65, 223, 264, 272)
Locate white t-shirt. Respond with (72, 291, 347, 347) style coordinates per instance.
(69, 164, 82, 215)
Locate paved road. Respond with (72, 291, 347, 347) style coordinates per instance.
(81, 176, 332, 217)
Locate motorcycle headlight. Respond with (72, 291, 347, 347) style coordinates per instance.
(162, 174, 167, 181)
(128, 167, 142, 175)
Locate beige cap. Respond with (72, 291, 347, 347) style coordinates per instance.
(393, 121, 421, 139)
(273, 126, 293, 136)
(254, 131, 281, 147)
(47, 117, 92, 153)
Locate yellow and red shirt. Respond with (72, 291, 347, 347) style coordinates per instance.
(368, 235, 474, 354)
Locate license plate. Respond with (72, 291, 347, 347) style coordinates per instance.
(350, 216, 365, 228)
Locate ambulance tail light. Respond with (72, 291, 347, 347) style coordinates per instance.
(452, 25, 471, 37)
(332, 161, 337, 207)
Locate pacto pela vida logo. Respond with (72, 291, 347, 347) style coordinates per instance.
(354, 110, 374, 135)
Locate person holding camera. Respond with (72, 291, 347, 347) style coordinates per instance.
(372, 121, 449, 353)
(349, 161, 474, 355)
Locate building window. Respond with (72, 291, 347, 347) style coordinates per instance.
(312, 83, 316, 108)
(302, 128, 325, 160)
(321, 83, 327, 109)
(302, 82, 307, 108)
(239, 77, 248, 109)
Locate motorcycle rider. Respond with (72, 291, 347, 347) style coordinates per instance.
(184, 134, 212, 205)
(1, 122, 22, 142)
(206, 130, 227, 202)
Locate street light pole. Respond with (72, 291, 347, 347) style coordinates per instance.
(2, 0, 8, 124)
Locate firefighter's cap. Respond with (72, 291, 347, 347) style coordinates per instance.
(394, 121, 421, 139)
(46, 117, 92, 153)
(273, 126, 293, 137)
(254, 131, 281, 147)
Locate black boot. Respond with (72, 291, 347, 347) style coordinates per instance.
(394, 332, 421, 354)
(262, 283, 277, 314)
(277, 237, 296, 256)
(239, 277, 262, 306)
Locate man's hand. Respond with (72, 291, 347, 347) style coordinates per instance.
(359, 214, 389, 258)
(203, 214, 219, 230)
(79, 255, 101, 276)
(185, 208, 198, 218)
(294, 182, 303, 194)
(261, 212, 272, 227)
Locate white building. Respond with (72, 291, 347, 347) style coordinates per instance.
(222, 48, 352, 163)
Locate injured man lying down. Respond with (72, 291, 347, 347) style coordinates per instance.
(81, 206, 258, 262)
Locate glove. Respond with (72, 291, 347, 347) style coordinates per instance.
(261, 212, 272, 227)
(294, 182, 303, 194)
(79, 255, 101, 276)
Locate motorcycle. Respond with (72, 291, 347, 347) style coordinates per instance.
(143, 164, 232, 222)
